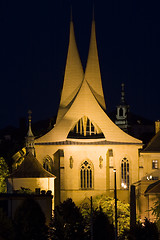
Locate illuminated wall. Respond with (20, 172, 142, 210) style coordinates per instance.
(34, 17, 142, 206)
(34, 143, 142, 205)
(7, 177, 55, 195)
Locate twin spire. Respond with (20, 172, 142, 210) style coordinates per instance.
(56, 9, 106, 124)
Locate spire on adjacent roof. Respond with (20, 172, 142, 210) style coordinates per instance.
(9, 152, 55, 178)
(26, 110, 35, 156)
(84, 17, 106, 110)
(121, 83, 125, 104)
(27, 110, 34, 137)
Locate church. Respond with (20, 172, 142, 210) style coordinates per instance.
(33, 13, 143, 206)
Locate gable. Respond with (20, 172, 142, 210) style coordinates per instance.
(67, 115, 105, 139)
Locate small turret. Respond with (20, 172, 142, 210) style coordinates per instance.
(115, 83, 130, 132)
(25, 110, 35, 156)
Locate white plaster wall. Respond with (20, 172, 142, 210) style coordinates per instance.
(8, 177, 55, 195)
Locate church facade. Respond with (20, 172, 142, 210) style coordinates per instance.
(34, 16, 143, 206)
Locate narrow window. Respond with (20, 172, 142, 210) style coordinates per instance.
(43, 155, 53, 173)
(80, 161, 93, 189)
(119, 108, 123, 117)
(152, 160, 158, 169)
(121, 157, 129, 189)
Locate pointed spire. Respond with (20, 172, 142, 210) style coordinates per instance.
(70, 4, 73, 22)
(92, 1, 95, 21)
(56, 10, 84, 124)
(84, 16, 106, 110)
(27, 110, 34, 137)
(26, 110, 35, 156)
(121, 83, 126, 104)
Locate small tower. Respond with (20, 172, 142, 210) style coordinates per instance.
(115, 83, 130, 132)
(25, 110, 35, 156)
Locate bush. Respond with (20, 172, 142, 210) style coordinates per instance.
(14, 197, 48, 240)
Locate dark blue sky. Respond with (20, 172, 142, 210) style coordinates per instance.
(0, 0, 160, 129)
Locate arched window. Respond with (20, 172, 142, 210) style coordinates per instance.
(67, 116, 104, 139)
(43, 155, 53, 173)
(80, 161, 93, 189)
(121, 157, 129, 189)
(119, 107, 123, 117)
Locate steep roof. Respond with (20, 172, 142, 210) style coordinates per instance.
(9, 152, 55, 178)
(36, 77, 142, 144)
(56, 18, 84, 124)
(84, 20, 106, 110)
(35, 18, 142, 145)
(142, 130, 160, 152)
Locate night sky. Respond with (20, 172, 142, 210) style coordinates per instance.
(1, 0, 160, 129)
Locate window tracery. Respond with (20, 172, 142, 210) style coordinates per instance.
(121, 157, 129, 189)
(80, 160, 93, 189)
(67, 116, 104, 139)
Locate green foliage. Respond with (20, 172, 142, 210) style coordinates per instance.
(50, 198, 114, 240)
(0, 208, 14, 240)
(81, 194, 130, 236)
(150, 198, 160, 219)
(0, 157, 9, 193)
(49, 198, 85, 240)
(121, 218, 159, 240)
(92, 207, 115, 240)
(14, 197, 48, 240)
(150, 197, 160, 231)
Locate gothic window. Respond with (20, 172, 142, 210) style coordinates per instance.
(152, 160, 158, 169)
(43, 155, 53, 173)
(80, 161, 93, 189)
(67, 116, 104, 139)
(108, 149, 113, 167)
(121, 157, 129, 189)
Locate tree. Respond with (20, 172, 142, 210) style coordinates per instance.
(0, 157, 9, 192)
(49, 198, 85, 240)
(121, 218, 159, 240)
(81, 195, 130, 237)
(150, 197, 160, 231)
(0, 208, 14, 240)
(92, 207, 115, 240)
(14, 197, 48, 240)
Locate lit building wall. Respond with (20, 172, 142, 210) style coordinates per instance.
(35, 143, 141, 204)
(140, 153, 160, 177)
(7, 177, 55, 195)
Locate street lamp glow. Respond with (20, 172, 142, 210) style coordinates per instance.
(121, 182, 127, 189)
